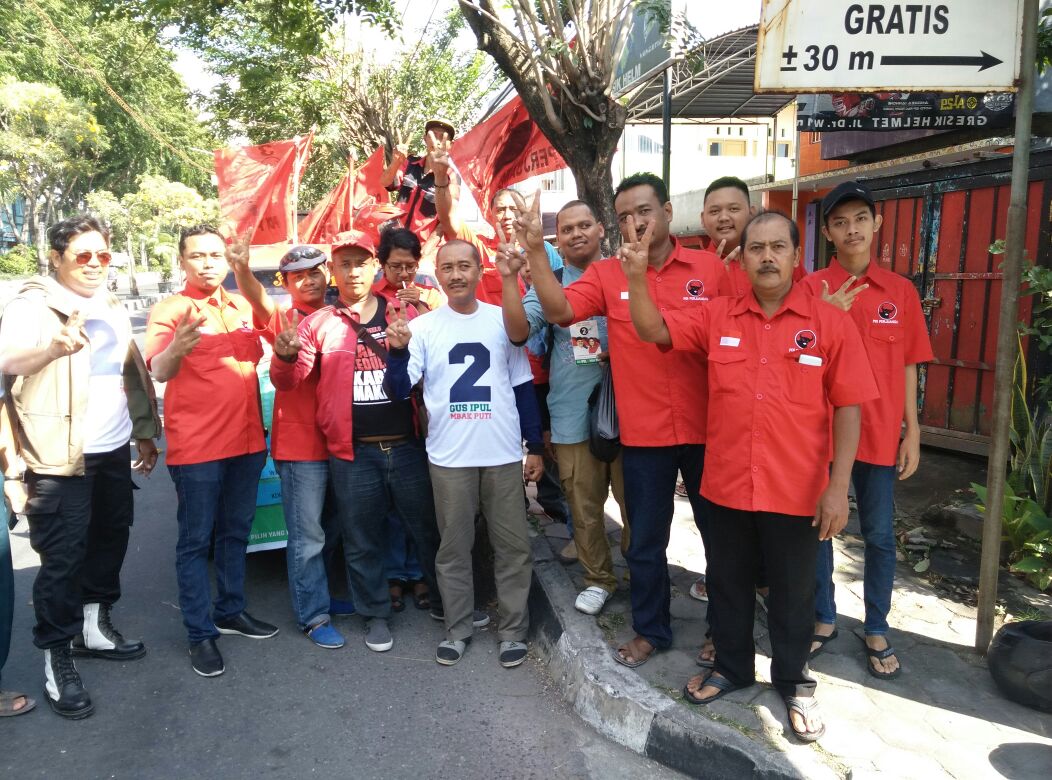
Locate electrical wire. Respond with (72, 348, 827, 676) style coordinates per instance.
(24, 0, 213, 175)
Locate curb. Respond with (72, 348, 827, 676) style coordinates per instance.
(122, 294, 164, 313)
(528, 535, 837, 779)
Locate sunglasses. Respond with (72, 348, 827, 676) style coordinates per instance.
(72, 250, 112, 266)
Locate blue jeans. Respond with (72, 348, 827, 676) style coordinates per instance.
(386, 511, 423, 582)
(169, 450, 267, 644)
(276, 460, 339, 630)
(814, 461, 897, 635)
(328, 441, 442, 621)
(622, 444, 708, 649)
(1, 500, 12, 688)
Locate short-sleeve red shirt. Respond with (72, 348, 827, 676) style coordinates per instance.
(666, 285, 879, 516)
(145, 287, 266, 466)
(561, 239, 730, 446)
(800, 259, 934, 466)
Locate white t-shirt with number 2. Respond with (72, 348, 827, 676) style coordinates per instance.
(407, 302, 533, 468)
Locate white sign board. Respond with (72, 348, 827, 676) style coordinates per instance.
(755, 1, 1024, 93)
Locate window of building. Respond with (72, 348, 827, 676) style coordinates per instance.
(637, 135, 663, 154)
(777, 143, 790, 158)
(709, 140, 746, 157)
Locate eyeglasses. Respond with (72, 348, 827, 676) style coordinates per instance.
(387, 264, 418, 274)
(72, 250, 112, 266)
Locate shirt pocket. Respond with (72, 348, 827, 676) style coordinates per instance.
(867, 322, 905, 375)
(784, 353, 825, 406)
(708, 350, 748, 394)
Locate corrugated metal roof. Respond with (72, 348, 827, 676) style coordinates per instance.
(625, 25, 794, 121)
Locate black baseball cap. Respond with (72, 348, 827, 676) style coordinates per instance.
(279, 245, 328, 273)
(822, 181, 874, 219)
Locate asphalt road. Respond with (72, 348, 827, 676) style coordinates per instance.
(2, 309, 683, 780)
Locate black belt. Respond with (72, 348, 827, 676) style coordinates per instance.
(354, 437, 412, 451)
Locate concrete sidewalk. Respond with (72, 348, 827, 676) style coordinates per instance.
(525, 452, 1052, 779)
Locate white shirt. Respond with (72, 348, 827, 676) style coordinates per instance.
(0, 283, 132, 453)
(407, 302, 533, 468)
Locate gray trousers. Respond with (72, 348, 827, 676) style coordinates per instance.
(428, 461, 532, 642)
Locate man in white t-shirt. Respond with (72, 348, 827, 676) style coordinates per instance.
(385, 239, 544, 669)
(0, 215, 160, 719)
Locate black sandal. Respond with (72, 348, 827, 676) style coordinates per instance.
(863, 638, 902, 680)
(809, 628, 839, 659)
(682, 670, 750, 705)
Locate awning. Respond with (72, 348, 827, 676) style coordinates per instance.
(625, 25, 794, 122)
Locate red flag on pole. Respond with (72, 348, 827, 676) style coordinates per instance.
(214, 135, 313, 245)
(351, 146, 389, 208)
(450, 97, 566, 217)
(298, 146, 397, 244)
(298, 170, 353, 244)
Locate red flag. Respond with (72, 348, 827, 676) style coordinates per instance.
(450, 97, 566, 217)
(351, 146, 389, 208)
(298, 170, 353, 244)
(214, 135, 312, 245)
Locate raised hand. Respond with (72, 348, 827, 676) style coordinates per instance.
(385, 296, 412, 350)
(169, 308, 207, 359)
(225, 229, 253, 274)
(428, 130, 452, 180)
(714, 239, 741, 268)
(273, 309, 302, 360)
(47, 310, 88, 360)
(617, 215, 655, 280)
(511, 189, 544, 253)
(493, 223, 525, 278)
(821, 277, 869, 312)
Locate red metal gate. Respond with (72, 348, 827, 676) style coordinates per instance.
(869, 176, 1047, 454)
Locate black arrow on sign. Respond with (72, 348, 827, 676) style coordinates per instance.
(880, 51, 1003, 71)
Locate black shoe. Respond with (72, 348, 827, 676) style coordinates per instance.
(43, 645, 94, 719)
(72, 603, 147, 661)
(189, 638, 225, 677)
(214, 612, 279, 639)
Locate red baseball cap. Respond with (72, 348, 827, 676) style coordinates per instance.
(331, 230, 376, 256)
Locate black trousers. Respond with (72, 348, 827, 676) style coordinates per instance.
(707, 501, 818, 698)
(25, 446, 134, 649)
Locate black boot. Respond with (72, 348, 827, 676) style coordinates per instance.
(72, 603, 146, 660)
(43, 644, 94, 719)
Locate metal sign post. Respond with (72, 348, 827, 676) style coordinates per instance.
(976, 0, 1040, 653)
(756, 0, 1024, 93)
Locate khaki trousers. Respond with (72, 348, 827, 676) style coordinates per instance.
(554, 442, 628, 594)
(428, 461, 532, 643)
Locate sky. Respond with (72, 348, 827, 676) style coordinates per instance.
(172, 1, 764, 95)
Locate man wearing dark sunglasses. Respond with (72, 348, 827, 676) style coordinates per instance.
(0, 214, 160, 719)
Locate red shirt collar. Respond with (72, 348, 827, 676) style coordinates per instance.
(181, 285, 236, 309)
(827, 257, 891, 291)
(730, 282, 812, 319)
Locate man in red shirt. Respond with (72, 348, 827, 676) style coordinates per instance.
(145, 225, 279, 678)
(625, 210, 877, 742)
(525, 173, 729, 668)
(229, 244, 355, 650)
(268, 232, 444, 656)
(801, 181, 935, 679)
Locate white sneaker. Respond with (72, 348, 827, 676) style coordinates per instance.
(574, 586, 611, 616)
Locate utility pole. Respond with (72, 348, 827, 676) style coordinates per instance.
(975, 0, 1039, 653)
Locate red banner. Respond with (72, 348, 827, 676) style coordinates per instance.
(351, 146, 389, 208)
(298, 146, 398, 245)
(214, 135, 312, 245)
(298, 171, 353, 244)
(450, 97, 566, 217)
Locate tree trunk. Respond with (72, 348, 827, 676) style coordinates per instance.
(563, 147, 620, 257)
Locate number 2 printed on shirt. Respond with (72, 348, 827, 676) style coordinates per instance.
(448, 343, 491, 403)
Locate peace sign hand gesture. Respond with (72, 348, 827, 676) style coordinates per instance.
(170, 308, 208, 359)
(428, 129, 452, 180)
(713, 238, 741, 268)
(493, 223, 525, 279)
(385, 296, 412, 350)
(511, 189, 544, 253)
(617, 216, 656, 281)
(273, 309, 302, 360)
(225, 229, 253, 274)
(47, 310, 88, 360)
(821, 277, 869, 312)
